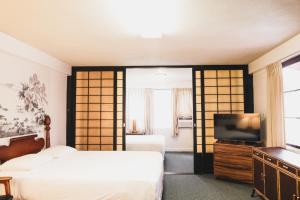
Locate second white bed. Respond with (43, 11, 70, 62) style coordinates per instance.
(126, 135, 165, 157)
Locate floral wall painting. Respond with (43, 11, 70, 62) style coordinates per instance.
(0, 73, 48, 138)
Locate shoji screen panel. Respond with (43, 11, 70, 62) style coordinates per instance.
(74, 69, 125, 151)
(193, 66, 252, 174)
(203, 69, 245, 153)
(116, 71, 125, 151)
(194, 70, 203, 153)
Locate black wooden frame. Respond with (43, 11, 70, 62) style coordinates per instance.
(68, 67, 126, 151)
(192, 65, 253, 173)
(67, 65, 253, 174)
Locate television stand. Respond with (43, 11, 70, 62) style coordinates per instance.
(214, 141, 262, 184)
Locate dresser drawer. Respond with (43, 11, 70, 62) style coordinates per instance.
(279, 162, 297, 175)
(264, 155, 277, 165)
(253, 150, 263, 158)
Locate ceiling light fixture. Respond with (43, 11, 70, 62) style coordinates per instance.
(108, 0, 178, 39)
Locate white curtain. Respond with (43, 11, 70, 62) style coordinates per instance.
(126, 89, 146, 133)
(266, 62, 286, 147)
(144, 89, 154, 134)
(126, 88, 153, 134)
(172, 88, 193, 136)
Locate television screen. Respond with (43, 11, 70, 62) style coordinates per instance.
(214, 114, 261, 142)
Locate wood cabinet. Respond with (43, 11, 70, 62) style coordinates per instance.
(298, 180, 300, 200)
(253, 158, 264, 194)
(265, 164, 277, 200)
(214, 142, 258, 184)
(279, 171, 297, 200)
(253, 147, 300, 200)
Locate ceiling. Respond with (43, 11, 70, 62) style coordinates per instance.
(0, 0, 300, 66)
(127, 68, 192, 89)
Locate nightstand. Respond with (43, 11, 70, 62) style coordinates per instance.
(0, 177, 13, 200)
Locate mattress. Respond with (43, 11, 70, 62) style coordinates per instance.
(126, 135, 165, 157)
(0, 150, 164, 200)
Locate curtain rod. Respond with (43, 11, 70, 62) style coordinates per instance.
(280, 50, 300, 63)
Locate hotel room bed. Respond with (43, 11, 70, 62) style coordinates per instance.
(126, 135, 165, 157)
(0, 146, 164, 200)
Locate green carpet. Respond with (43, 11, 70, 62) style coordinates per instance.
(163, 174, 261, 200)
(164, 152, 194, 173)
(163, 152, 261, 200)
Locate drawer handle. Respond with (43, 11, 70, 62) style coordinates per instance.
(266, 158, 272, 161)
(282, 165, 289, 170)
(255, 153, 260, 156)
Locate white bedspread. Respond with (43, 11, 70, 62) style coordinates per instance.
(126, 135, 165, 157)
(0, 151, 164, 200)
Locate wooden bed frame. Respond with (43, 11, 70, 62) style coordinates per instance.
(0, 115, 51, 164)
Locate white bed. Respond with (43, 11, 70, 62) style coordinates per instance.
(126, 135, 165, 157)
(0, 146, 164, 200)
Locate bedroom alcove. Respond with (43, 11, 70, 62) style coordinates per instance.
(126, 68, 194, 174)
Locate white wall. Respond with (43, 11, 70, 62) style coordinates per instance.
(252, 68, 267, 141)
(0, 33, 71, 146)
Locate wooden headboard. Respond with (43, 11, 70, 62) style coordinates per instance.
(0, 115, 51, 164)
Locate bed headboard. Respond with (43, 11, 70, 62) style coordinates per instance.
(0, 115, 51, 164)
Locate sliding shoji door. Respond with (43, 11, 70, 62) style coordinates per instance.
(193, 66, 253, 173)
(71, 68, 125, 151)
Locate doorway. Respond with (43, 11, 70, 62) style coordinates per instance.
(125, 67, 194, 174)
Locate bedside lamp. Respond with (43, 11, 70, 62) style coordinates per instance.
(132, 120, 137, 134)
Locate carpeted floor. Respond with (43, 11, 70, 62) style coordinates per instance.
(163, 152, 261, 200)
(164, 152, 194, 173)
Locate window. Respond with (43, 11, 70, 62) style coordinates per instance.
(283, 61, 300, 148)
(153, 90, 172, 129)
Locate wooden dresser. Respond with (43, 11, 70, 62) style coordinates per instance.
(214, 142, 256, 184)
(253, 147, 300, 200)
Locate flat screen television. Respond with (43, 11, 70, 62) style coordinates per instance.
(214, 113, 261, 142)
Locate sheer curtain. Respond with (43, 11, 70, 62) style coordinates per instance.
(144, 89, 154, 134)
(172, 88, 193, 136)
(126, 88, 153, 134)
(127, 88, 192, 136)
(126, 89, 146, 133)
(266, 62, 286, 147)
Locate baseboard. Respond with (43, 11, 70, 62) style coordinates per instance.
(165, 147, 193, 152)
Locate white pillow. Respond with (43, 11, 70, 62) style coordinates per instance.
(38, 145, 77, 158)
(0, 154, 52, 171)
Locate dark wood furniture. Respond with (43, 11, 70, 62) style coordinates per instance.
(0, 177, 13, 200)
(214, 142, 258, 184)
(253, 147, 300, 200)
(0, 116, 51, 198)
(44, 115, 51, 148)
(0, 115, 51, 164)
